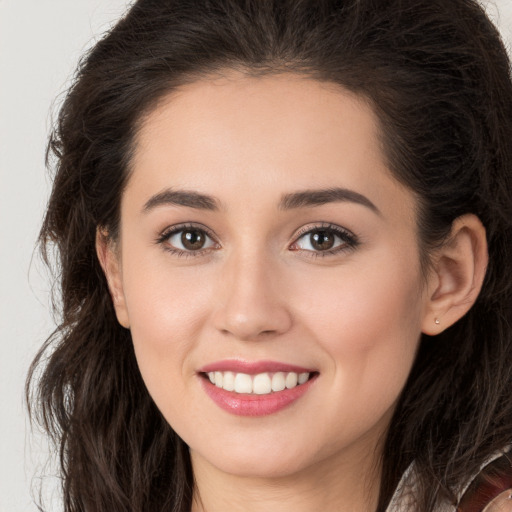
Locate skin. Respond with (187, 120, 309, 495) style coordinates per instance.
(482, 491, 512, 512)
(97, 71, 488, 511)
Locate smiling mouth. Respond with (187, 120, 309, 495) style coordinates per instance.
(201, 371, 318, 395)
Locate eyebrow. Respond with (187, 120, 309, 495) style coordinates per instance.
(279, 187, 380, 214)
(142, 186, 379, 215)
(143, 189, 220, 212)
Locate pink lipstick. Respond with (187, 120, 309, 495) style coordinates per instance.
(197, 360, 318, 416)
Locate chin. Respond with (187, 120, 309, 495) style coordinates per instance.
(191, 439, 317, 480)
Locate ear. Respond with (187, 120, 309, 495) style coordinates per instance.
(95, 228, 130, 328)
(422, 214, 488, 335)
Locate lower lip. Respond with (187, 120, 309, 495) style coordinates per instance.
(200, 374, 318, 416)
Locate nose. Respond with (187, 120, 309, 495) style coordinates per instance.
(212, 250, 293, 341)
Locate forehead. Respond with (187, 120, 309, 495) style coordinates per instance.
(128, 71, 415, 223)
(134, 71, 382, 171)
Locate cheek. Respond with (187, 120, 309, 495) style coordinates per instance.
(291, 249, 424, 407)
(118, 251, 215, 400)
(289, 258, 424, 452)
(121, 242, 212, 340)
(295, 247, 424, 351)
(120, 267, 219, 438)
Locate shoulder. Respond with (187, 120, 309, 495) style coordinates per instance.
(387, 448, 512, 512)
(457, 450, 512, 512)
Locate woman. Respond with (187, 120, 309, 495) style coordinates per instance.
(27, 0, 512, 510)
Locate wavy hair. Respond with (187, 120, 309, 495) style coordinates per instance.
(27, 0, 512, 510)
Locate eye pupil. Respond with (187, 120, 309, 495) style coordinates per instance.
(311, 230, 335, 250)
(181, 230, 205, 250)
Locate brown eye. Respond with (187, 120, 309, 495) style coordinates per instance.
(310, 230, 335, 251)
(181, 229, 206, 250)
(162, 226, 217, 253)
(291, 225, 358, 255)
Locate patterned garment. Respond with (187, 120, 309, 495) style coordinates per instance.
(457, 453, 512, 512)
(387, 449, 512, 512)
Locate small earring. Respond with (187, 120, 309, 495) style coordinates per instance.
(435, 318, 440, 325)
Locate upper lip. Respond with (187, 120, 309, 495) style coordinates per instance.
(197, 359, 315, 375)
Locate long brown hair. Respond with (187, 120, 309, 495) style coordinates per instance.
(27, 1, 512, 510)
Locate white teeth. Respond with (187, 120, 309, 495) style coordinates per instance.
(285, 372, 298, 389)
(222, 371, 235, 391)
(207, 370, 311, 395)
(234, 373, 253, 393)
(271, 372, 286, 392)
(298, 372, 309, 385)
(253, 373, 272, 394)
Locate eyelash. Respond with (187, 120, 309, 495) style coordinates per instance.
(290, 222, 359, 258)
(155, 222, 359, 259)
(156, 223, 219, 258)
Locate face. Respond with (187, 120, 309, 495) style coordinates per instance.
(107, 71, 432, 480)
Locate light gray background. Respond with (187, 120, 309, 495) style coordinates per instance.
(1, 1, 511, 511)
